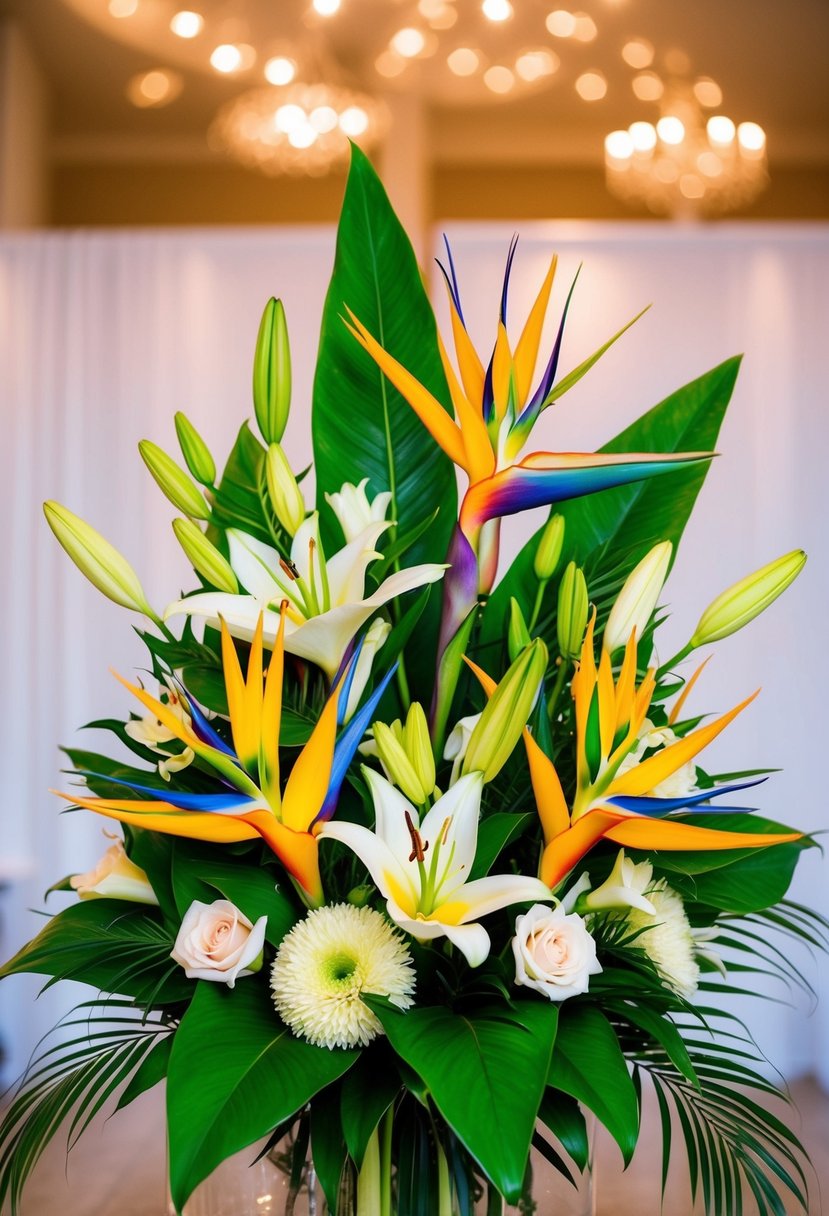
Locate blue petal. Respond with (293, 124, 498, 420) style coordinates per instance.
(313, 661, 399, 826)
(605, 777, 768, 818)
(336, 633, 366, 726)
(79, 771, 254, 813)
(436, 235, 466, 325)
(177, 685, 236, 757)
(518, 266, 581, 428)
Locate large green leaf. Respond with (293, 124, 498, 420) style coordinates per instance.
(167, 980, 357, 1212)
(340, 1045, 400, 1167)
(312, 146, 457, 700)
(0, 900, 191, 1006)
(549, 1005, 639, 1164)
(366, 999, 557, 1202)
(479, 357, 741, 652)
(169, 840, 299, 946)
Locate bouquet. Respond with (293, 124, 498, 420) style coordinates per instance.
(1, 147, 821, 1216)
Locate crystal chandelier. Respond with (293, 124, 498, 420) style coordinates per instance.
(209, 82, 388, 176)
(604, 91, 768, 218)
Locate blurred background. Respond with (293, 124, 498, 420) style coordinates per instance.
(0, 0, 828, 1147)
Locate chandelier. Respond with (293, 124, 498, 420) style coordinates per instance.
(604, 91, 768, 218)
(209, 82, 388, 176)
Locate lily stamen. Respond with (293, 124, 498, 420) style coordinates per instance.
(404, 810, 428, 864)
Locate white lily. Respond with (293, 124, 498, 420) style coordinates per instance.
(576, 850, 657, 916)
(443, 713, 481, 785)
(124, 679, 195, 781)
(165, 511, 445, 678)
(326, 478, 393, 544)
(318, 770, 553, 967)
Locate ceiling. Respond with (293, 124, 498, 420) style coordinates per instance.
(2, 0, 828, 169)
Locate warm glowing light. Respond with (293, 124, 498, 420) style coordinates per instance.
(546, 9, 576, 37)
(575, 71, 607, 101)
(448, 47, 480, 76)
(629, 121, 657, 152)
(657, 116, 685, 145)
(419, 0, 457, 28)
(340, 106, 369, 136)
(375, 50, 407, 77)
(126, 69, 181, 108)
(264, 57, 296, 85)
(693, 77, 722, 108)
(707, 115, 735, 145)
(515, 49, 559, 81)
(170, 10, 203, 38)
(697, 151, 723, 177)
(109, 0, 138, 16)
(482, 0, 513, 21)
(605, 130, 633, 160)
(654, 158, 679, 183)
(211, 44, 244, 73)
(391, 27, 426, 57)
(679, 174, 705, 200)
(288, 125, 317, 149)
(312, 0, 341, 14)
(275, 104, 306, 133)
(737, 121, 766, 152)
(573, 13, 597, 42)
(663, 48, 691, 75)
(621, 38, 653, 69)
(631, 72, 663, 101)
(484, 65, 515, 93)
(310, 105, 338, 132)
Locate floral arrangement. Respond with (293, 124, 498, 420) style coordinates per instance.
(1, 148, 822, 1216)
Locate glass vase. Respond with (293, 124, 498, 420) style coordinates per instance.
(176, 1130, 594, 1216)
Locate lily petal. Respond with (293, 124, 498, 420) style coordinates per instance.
(318, 818, 418, 917)
(325, 519, 393, 606)
(419, 771, 484, 890)
(435, 872, 553, 923)
(227, 530, 286, 604)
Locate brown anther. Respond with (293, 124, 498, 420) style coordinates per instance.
(279, 558, 299, 580)
(404, 810, 429, 864)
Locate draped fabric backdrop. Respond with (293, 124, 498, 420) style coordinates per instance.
(1, 222, 827, 1089)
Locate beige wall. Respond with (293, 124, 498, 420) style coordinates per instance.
(49, 158, 829, 227)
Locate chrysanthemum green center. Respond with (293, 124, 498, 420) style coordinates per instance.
(325, 952, 357, 983)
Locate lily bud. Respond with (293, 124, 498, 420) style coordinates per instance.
(343, 618, 392, 722)
(70, 836, 158, 905)
(253, 297, 291, 444)
(266, 442, 306, 535)
(508, 597, 532, 662)
(139, 440, 210, 520)
(174, 412, 216, 487)
(463, 638, 548, 783)
(172, 519, 239, 594)
(575, 850, 656, 917)
(44, 501, 156, 618)
(373, 721, 428, 805)
(690, 549, 807, 648)
(403, 703, 436, 799)
(534, 514, 565, 581)
(603, 541, 672, 654)
(557, 562, 588, 660)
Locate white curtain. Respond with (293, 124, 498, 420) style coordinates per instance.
(1, 222, 827, 1087)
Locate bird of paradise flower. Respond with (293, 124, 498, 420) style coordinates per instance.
(344, 239, 712, 679)
(467, 618, 801, 890)
(56, 611, 395, 906)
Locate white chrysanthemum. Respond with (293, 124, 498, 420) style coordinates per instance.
(271, 904, 415, 1050)
(624, 880, 700, 1000)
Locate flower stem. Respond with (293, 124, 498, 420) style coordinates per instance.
(546, 656, 570, 722)
(527, 579, 548, 633)
(437, 1140, 452, 1216)
(357, 1126, 381, 1216)
(657, 640, 695, 679)
(379, 1106, 393, 1216)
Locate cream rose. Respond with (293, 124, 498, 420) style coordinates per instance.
(171, 899, 267, 988)
(512, 903, 602, 1002)
(70, 836, 158, 905)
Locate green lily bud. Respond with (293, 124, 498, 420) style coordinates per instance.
(575, 850, 657, 917)
(557, 561, 588, 660)
(690, 548, 807, 648)
(403, 703, 436, 799)
(508, 597, 532, 662)
(603, 541, 672, 654)
(346, 884, 373, 908)
(533, 514, 565, 581)
(139, 440, 210, 520)
(43, 500, 156, 618)
(463, 638, 548, 783)
(174, 412, 216, 487)
(266, 443, 305, 536)
(373, 721, 428, 805)
(172, 519, 239, 594)
(253, 297, 291, 444)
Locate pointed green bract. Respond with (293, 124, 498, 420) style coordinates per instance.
(312, 145, 457, 702)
